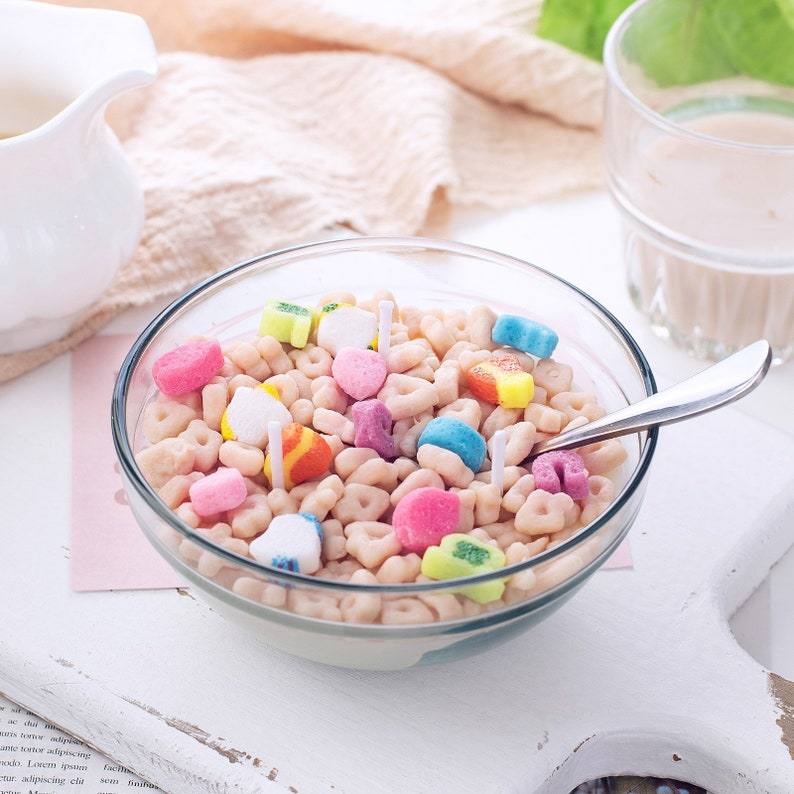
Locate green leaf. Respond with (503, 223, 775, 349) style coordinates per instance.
(535, 0, 794, 88)
(535, 0, 634, 62)
(708, 0, 794, 86)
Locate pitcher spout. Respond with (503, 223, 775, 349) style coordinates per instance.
(0, 1, 158, 140)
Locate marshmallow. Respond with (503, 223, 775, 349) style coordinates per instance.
(188, 467, 248, 517)
(531, 450, 589, 500)
(220, 384, 292, 448)
(259, 299, 315, 348)
(467, 351, 535, 409)
(417, 416, 486, 474)
(332, 346, 388, 400)
(351, 399, 394, 459)
(317, 303, 378, 356)
(392, 486, 460, 554)
(249, 512, 324, 573)
(492, 314, 559, 359)
(420, 533, 506, 604)
(151, 339, 224, 397)
(264, 422, 333, 489)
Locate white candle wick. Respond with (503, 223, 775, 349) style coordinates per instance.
(491, 429, 506, 495)
(268, 420, 285, 491)
(378, 300, 394, 358)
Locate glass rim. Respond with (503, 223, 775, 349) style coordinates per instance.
(111, 235, 659, 595)
(603, 0, 794, 154)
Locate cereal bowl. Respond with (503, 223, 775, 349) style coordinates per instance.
(111, 236, 658, 670)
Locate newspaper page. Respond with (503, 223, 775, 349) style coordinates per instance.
(0, 693, 162, 793)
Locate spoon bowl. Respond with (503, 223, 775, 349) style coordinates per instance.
(527, 339, 772, 459)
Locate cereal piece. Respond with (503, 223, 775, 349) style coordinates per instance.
(550, 391, 607, 423)
(432, 362, 460, 408)
(351, 399, 394, 459)
(500, 472, 536, 514)
(157, 472, 204, 510)
(381, 597, 435, 625)
(492, 314, 558, 359)
(469, 304, 499, 350)
(524, 401, 563, 435)
(289, 398, 315, 426)
(227, 373, 260, 396)
(345, 458, 399, 491)
(218, 440, 265, 478)
(420, 314, 457, 358)
(332, 346, 388, 400)
(259, 299, 315, 348)
(384, 340, 429, 374)
(333, 446, 379, 480)
(317, 303, 377, 355)
(188, 467, 248, 517)
(268, 488, 300, 516)
(264, 373, 300, 407)
(531, 450, 589, 499)
(492, 421, 536, 467)
(135, 437, 196, 489)
(340, 568, 382, 623)
(376, 553, 422, 584)
(220, 385, 292, 447)
(228, 492, 272, 539)
(249, 512, 323, 573)
(437, 397, 481, 430)
(299, 480, 343, 522)
(392, 487, 460, 554)
(227, 340, 271, 381)
(471, 482, 503, 527)
(332, 483, 391, 524)
(344, 521, 402, 568)
(389, 468, 445, 505)
(142, 399, 197, 444)
(264, 423, 333, 490)
(285, 369, 313, 401)
(320, 518, 347, 561)
(467, 351, 534, 409)
(392, 455, 420, 481)
(201, 380, 228, 432)
(377, 372, 439, 421)
(421, 533, 506, 604)
(289, 343, 333, 379)
(312, 407, 355, 444)
(580, 475, 617, 524)
(152, 339, 224, 397)
(287, 590, 342, 621)
(392, 410, 433, 459)
(514, 489, 574, 536)
(311, 375, 349, 413)
(179, 419, 223, 472)
(417, 416, 486, 474)
(532, 358, 573, 396)
(256, 335, 294, 375)
(416, 444, 475, 488)
(454, 486, 476, 533)
(578, 439, 628, 476)
(481, 405, 523, 439)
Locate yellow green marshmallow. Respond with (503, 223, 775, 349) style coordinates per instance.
(421, 533, 507, 604)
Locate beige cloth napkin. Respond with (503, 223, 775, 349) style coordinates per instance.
(0, 0, 605, 383)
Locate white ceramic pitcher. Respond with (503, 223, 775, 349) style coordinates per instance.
(0, 1, 157, 354)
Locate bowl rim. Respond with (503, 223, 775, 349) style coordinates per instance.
(111, 235, 658, 595)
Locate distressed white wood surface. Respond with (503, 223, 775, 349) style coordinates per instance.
(1, 192, 793, 793)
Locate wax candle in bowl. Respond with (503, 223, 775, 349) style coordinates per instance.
(112, 236, 658, 670)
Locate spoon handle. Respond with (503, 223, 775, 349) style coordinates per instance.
(528, 339, 772, 458)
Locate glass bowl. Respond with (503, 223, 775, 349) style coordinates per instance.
(111, 236, 658, 670)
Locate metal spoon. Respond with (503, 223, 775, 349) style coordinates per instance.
(526, 339, 773, 459)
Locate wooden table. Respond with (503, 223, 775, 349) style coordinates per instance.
(1, 191, 793, 793)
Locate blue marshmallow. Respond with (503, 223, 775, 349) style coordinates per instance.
(417, 417, 486, 474)
(492, 314, 558, 359)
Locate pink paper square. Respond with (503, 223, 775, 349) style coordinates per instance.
(70, 334, 184, 591)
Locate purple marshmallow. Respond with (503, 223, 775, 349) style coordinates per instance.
(351, 399, 395, 459)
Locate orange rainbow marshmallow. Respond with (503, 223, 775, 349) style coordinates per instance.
(264, 422, 332, 490)
(467, 351, 534, 409)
